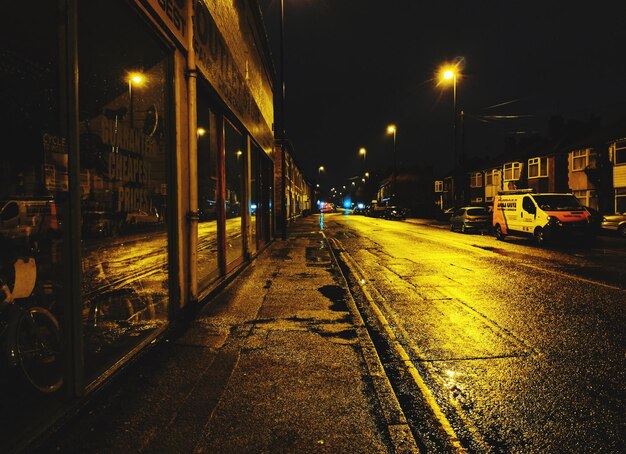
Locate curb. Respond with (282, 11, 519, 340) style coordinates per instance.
(323, 233, 420, 454)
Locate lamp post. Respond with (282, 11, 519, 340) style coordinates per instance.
(359, 147, 367, 175)
(441, 67, 458, 167)
(127, 72, 145, 128)
(386, 125, 397, 200)
(278, 0, 287, 239)
(438, 61, 462, 205)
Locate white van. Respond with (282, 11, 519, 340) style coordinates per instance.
(0, 198, 59, 240)
(492, 190, 592, 245)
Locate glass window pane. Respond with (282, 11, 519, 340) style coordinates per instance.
(250, 143, 260, 255)
(224, 121, 245, 266)
(197, 100, 219, 286)
(78, 1, 171, 382)
(0, 2, 68, 447)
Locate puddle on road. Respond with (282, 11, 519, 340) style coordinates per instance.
(318, 284, 349, 312)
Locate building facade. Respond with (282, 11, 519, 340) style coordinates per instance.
(0, 1, 295, 450)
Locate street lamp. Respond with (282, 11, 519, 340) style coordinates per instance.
(438, 63, 460, 166)
(127, 71, 145, 128)
(438, 61, 463, 205)
(359, 147, 367, 160)
(277, 0, 288, 239)
(386, 124, 397, 199)
(318, 165, 325, 174)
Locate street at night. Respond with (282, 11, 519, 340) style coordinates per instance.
(35, 213, 624, 453)
(322, 211, 625, 452)
(3, 1, 626, 452)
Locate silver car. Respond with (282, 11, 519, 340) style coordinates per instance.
(449, 206, 491, 233)
(601, 211, 626, 237)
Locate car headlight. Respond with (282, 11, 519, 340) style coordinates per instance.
(548, 216, 562, 227)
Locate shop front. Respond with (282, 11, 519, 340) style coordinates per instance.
(0, 0, 276, 450)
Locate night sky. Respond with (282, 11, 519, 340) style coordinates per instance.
(260, 1, 626, 189)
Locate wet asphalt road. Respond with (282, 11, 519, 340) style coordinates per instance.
(323, 212, 625, 453)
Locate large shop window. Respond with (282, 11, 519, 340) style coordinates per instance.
(224, 121, 245, 268)
(197, 99, 219, 286)
(78, 1, 171, 381)
(249, 143, 260, 255)
(0, 3, 68, 449)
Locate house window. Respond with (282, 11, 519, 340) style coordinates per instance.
(470, 172, 483, 188)
(614, 140, 626, 165)
(485, 169, 500, 186)
(573, 190, 588, 206)
(571, 149, 589, 171)
(471, 197, 483, 204)
(528, 157, 548, 178)
(503, 162, 521, 181)
(616, 188, 626, 213)
(434, 180, 443, 192)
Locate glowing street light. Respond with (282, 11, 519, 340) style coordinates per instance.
(359, 147, 367, 160)
(127, 71, 145, 127)
(437, 60, 463, 204)
(318, 165, 325, 174)
(386, 124, 397, 198)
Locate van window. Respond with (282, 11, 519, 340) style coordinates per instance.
(1, 202, 19, 221)
(533, 195, 581, 211)
(522, 196, 536, 213)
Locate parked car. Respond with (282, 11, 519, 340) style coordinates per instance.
(126, 208, 161, 225)
(365, 203, 386, 218)
(383, 206, 406, 220)
(601, 211, 626, 237)
(82, 211, 123, 238)
(437, 206, 458, 222)
(319, 202, 335, 213)
(582, 206, 602, 235)
(450, 206, 491, 233)
(352, 203, 366, 215)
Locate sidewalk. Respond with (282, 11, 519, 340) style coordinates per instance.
(41, 215, 416, 453)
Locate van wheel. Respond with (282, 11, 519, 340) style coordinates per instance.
(535, 227, 546, 246)
(494, 224, 505, 240)
(619, 224, 626, 238)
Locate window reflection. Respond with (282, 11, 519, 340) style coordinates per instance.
(225, 121, 245, 267)
(78, 1, 171, 381)
(197, 98, 219, 286)
(250, 143, 260, 254)
(0, 2, 68, 448)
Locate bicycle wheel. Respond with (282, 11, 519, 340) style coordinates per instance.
(16, 306, 63, 393)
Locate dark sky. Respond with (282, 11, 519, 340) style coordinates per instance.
(260, 1, 626, 188)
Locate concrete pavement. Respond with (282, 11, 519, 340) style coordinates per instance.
(40, 215, 418, 453)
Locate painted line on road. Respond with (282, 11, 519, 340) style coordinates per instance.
(334, 240, 468, 453)
(340, 247, 494, 451)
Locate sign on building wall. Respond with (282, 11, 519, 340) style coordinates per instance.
(143, 0, 187, 47)
(141, 0, 274, 152)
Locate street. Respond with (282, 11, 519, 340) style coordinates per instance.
(323, 211, 625, 452)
